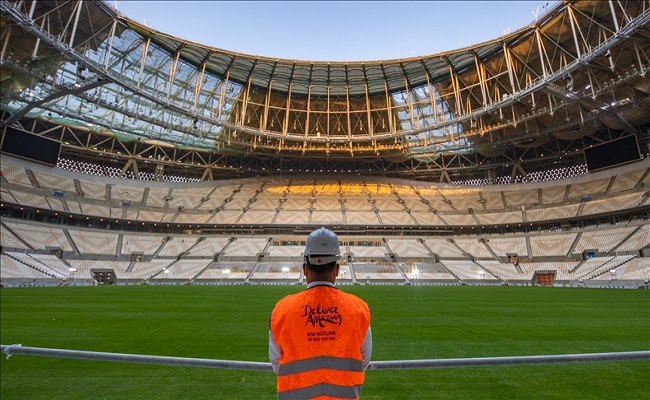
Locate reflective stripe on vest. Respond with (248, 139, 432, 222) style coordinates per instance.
(278, 356, 363, 376)
(278, 383, 363, 400)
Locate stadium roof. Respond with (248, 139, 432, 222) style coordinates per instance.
(1, 0, 649, 183)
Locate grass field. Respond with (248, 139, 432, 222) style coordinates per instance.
(1, 284, 648, 399)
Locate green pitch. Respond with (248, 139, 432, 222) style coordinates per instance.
(1, 285, 648, 399)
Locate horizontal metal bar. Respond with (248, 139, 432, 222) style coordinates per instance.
(2, 344, 648, 371)
(367, 351, 650, 370)
(1, 344, 273, 371)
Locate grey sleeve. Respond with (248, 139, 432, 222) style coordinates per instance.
(360, 325, 372, 370)
(269, 329, 282, 374)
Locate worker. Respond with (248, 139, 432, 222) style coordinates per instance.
(269, 227, 373, 399)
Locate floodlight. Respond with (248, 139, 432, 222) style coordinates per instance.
(281, 267, 290, 273)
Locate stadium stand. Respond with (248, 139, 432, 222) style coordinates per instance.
(1, 0, 649, 289)
(0, 254, 54, 286)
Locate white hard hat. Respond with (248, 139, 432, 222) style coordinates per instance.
(304, 227, 341, 265)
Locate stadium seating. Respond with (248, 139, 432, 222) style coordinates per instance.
(1, 156, 648, 287)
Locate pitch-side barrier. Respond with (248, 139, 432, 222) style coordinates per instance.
(2, 344, 648, 371)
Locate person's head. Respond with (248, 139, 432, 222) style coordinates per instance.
(303, 227, 341, 283)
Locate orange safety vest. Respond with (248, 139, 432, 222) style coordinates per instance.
(270, 285, 372, 399)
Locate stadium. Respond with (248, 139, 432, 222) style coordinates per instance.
(1, 1, 649, 399)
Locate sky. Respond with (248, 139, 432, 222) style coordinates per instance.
(114, 1, 558, 61)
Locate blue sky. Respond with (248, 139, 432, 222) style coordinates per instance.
(114, 1, 558, 61)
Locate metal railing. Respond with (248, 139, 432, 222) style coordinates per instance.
(2, 344, 648, 371)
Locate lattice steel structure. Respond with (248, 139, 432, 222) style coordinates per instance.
(1, 0, 649, 182)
